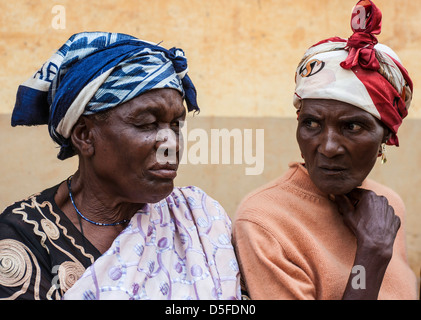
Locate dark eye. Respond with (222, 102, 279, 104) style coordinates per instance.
(346, 123, 362, 132)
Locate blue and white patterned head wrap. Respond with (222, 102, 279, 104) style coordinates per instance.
(11, 32, 199, 160)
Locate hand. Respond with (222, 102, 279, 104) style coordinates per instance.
(333, 188, 401, 299)
(334, 188, 401, 259)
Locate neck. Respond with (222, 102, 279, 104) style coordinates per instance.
(68, 171, 144, 225)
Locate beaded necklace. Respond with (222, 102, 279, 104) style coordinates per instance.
(67, 176, 129, 227)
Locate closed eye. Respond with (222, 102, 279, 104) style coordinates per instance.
(171, 120, 182, 132)
(135, 122, 158, 130)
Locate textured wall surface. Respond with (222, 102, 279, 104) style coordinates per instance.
(1, 0, 421, 117)
(1, 0, 420, 292)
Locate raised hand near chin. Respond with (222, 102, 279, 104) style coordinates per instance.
(333, 188, 400, 256)
(331, 188, 401, 300)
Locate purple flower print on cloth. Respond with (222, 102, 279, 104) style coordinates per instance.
(63, 186, 241, 300)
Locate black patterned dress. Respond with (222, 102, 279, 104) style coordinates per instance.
(0, 184, 101, 300)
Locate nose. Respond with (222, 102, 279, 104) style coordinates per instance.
(155, 128, 179, 164)
(317, 127, 345, 158)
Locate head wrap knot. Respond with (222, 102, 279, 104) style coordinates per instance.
(11, 32, 199, 159)
(340, 0, 382, 70)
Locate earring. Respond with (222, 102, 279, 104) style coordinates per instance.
(380, 143, 387, 164)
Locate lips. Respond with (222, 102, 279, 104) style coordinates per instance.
(148, 163, 178, 179)
(318, 164, 347, 176)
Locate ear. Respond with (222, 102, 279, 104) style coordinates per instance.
(70, 116, 95, 157)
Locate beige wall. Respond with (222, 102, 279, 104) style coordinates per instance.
(1, 1, 420, 289)
(2, 0, 421, 117)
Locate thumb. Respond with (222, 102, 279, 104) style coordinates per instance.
(332, 194, 355, 216)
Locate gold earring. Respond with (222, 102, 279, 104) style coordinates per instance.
(380, 143, 387, 164)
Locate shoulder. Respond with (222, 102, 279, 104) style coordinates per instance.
(363, 178, 402, 200)
(172, 185, 210, 198)
(362, 179, 405, 215)
(1, 195, 39, 226)
(167, 185, 229, 217)
(0, 185, 60, 299)
(0, 185, 60, 237)
(171, 185, 223, 207)
(153, 186, 235, 239)
(235, 164, 303, 221)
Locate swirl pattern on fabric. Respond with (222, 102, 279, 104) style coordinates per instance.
(58, 261, 86, 292)
(0, 239, 41, 300)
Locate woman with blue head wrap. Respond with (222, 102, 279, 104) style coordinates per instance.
(1, 32, 241, 300)
(12, 32, 199, 159)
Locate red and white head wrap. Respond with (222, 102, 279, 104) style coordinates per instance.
(293, 0, 413, 146)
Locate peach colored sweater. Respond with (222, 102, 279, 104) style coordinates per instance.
(233, 162, 417, 300)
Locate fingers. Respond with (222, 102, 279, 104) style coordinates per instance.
(394, 215, 401, 232)
(390, 208, 401, 234)
(346, 188, 368, 204)
(329, 188, 402, 255)
(331, 188, 369, 214)
(332, 188, 402, 236)
(333, 193, 355, 216)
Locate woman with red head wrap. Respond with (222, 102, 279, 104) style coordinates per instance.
(234, 0, 417, 299)
(293, 0, 412, 147)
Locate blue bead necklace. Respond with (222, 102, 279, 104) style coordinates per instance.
(67, 176, 129, 227)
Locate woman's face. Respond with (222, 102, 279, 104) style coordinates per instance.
(86, 88, 186, 204)
(296, 99, 388, 195)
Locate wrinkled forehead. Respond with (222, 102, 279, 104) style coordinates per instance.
(112, 88, 186, 118)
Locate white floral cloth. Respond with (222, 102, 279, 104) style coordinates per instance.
(63, 186, 241, 300)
